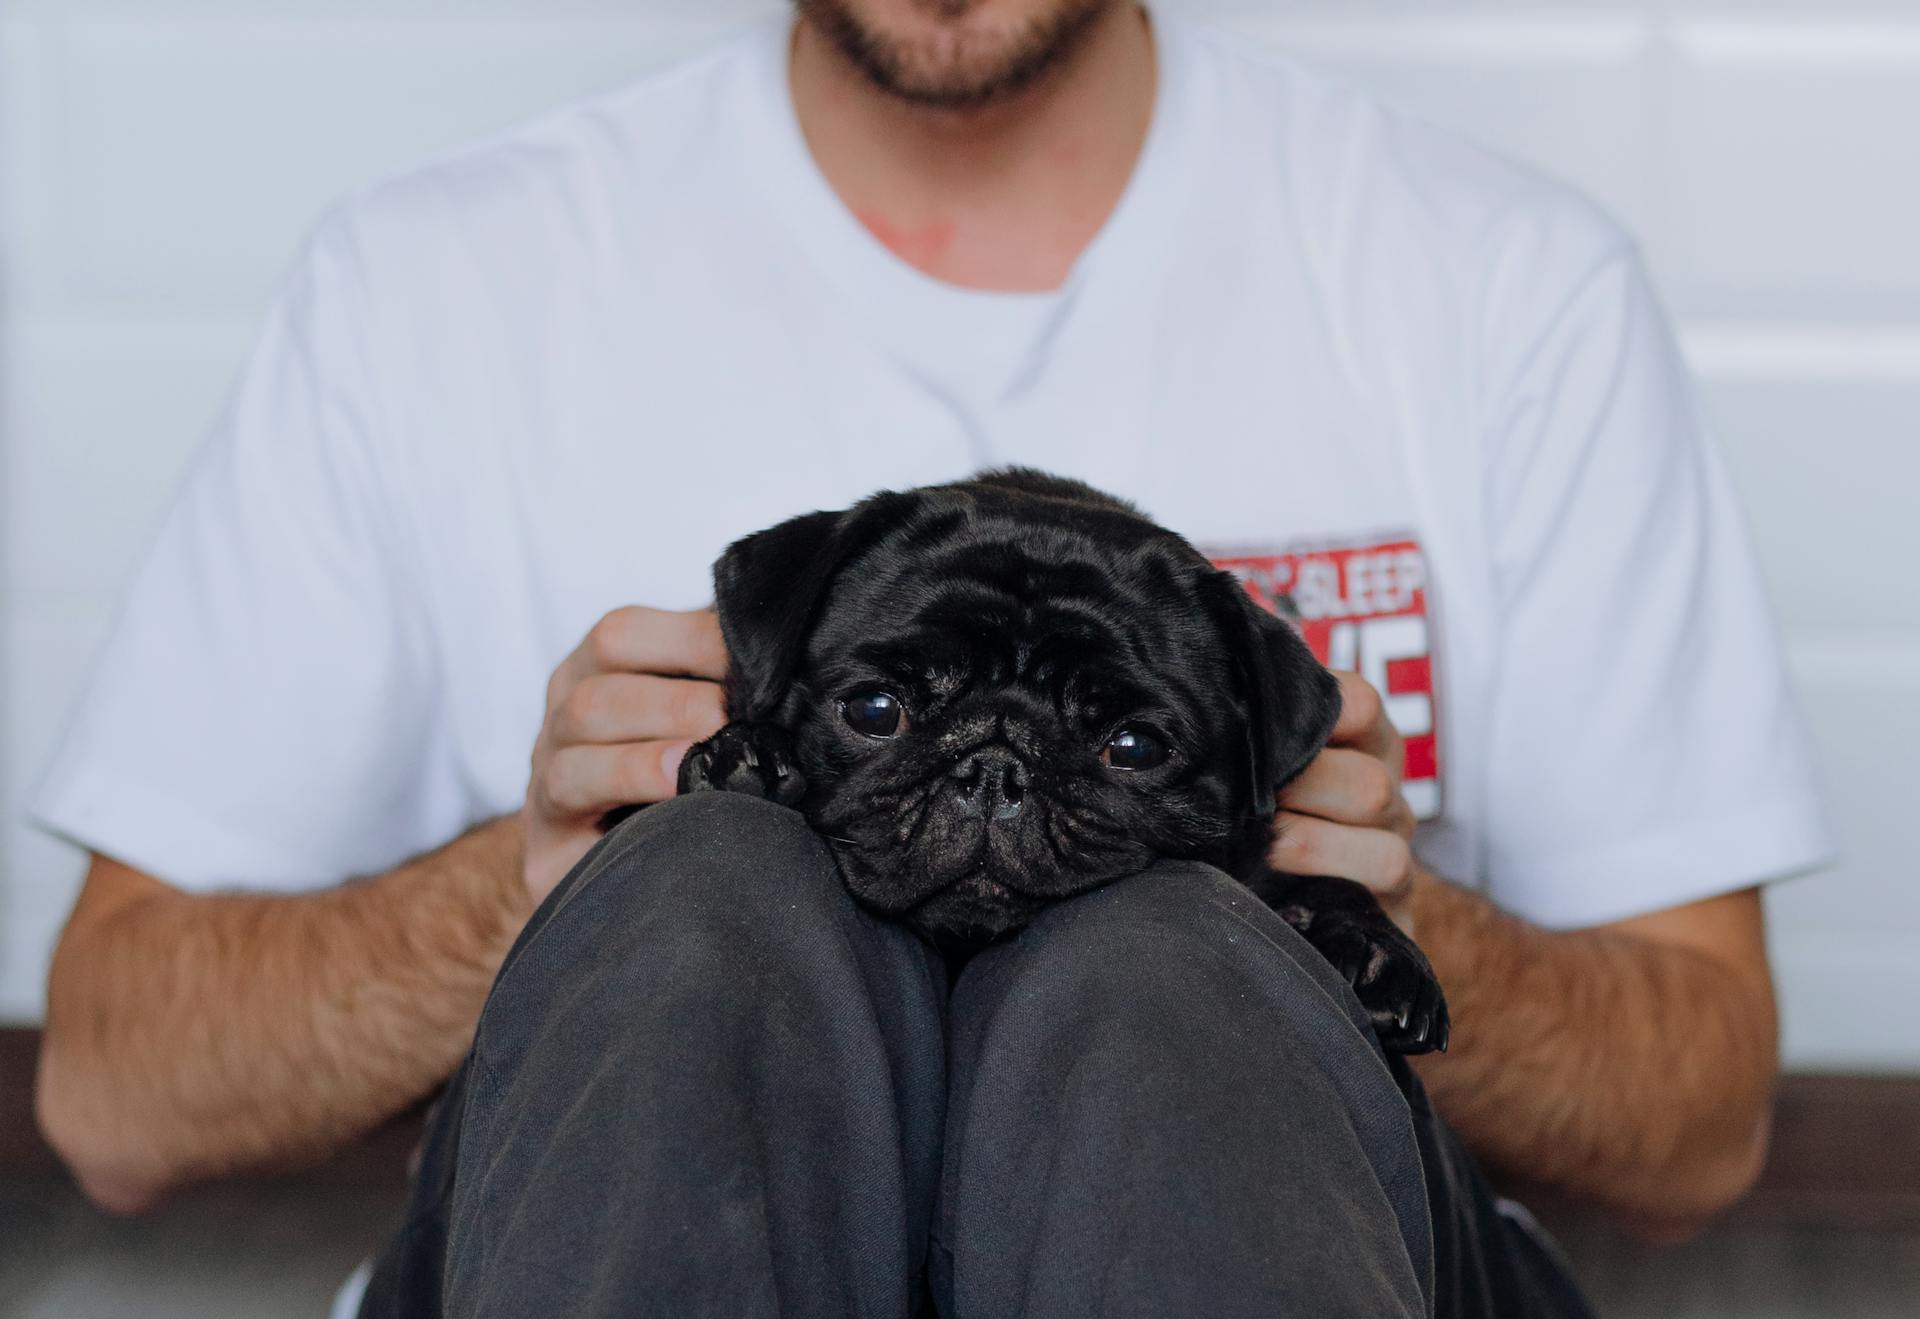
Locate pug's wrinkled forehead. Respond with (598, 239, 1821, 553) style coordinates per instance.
(802, 512, 1228, 722)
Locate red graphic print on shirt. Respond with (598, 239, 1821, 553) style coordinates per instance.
(1209, 538, 1443, 821)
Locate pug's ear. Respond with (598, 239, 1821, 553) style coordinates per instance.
(1200, 571, 1343, 817)
(712, 492, 914, 722)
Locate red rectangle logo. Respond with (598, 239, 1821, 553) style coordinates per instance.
(1210, 539, 1443, 820)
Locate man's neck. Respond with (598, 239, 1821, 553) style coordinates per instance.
(789, 4, 1156, 293)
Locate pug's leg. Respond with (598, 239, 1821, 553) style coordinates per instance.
(1250, 870, 1450, 1055)
(677, 721, 807, 807)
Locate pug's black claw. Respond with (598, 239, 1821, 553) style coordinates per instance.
(1286, 901, 1450, 1057)
(677, 722, 807, 808)
(1381, 977, 1450, 1056)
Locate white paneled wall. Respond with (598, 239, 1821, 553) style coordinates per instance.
(2, 1, 1915, 1068)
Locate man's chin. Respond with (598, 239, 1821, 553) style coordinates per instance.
(795, 0, 1113, 111)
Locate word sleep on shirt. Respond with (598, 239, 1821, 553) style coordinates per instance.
(34, 8, 1833, 931)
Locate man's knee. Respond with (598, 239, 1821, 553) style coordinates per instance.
(1018, 862, 1334, 989)
(960, 860, 1381, 1066)
(1048, 859, 1270, 939)
(483, 794, 847, 1039)
(538, 792, 839, 940)
(952, 856, 1390, 1090)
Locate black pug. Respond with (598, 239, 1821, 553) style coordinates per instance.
(674, 469, 1447, 1054)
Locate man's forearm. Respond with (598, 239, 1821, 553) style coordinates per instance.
(1408, 870, 1778, 1234)
(38, 817, 531, 1211)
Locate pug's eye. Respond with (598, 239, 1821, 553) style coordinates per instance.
(1102, 725, 1170, 771)
(841, 691, 907, 739)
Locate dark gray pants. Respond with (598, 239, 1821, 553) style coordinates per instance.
(362, 793, 1591, 1318)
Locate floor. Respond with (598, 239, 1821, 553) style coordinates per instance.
(1, 1172, 1915, 1318)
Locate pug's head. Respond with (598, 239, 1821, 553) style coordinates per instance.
(713, 469, 1341, 946)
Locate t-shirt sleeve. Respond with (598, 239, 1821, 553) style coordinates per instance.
(1474, 214, 1836, 929)
(32, 213, 469, 893)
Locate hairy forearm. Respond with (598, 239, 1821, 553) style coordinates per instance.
(1409, 870, 1777, 1233)
(38, 817, 530, 1211)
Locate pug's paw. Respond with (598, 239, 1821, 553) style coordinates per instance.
(1259, 872, 1450, 1056)
(677, 722, 807, 808)
(1304, 909, 1450, 1055)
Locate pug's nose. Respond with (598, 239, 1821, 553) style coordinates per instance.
(950, 751, 1027, 822)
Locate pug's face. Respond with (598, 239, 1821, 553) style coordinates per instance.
(714, 472, 1340, 946)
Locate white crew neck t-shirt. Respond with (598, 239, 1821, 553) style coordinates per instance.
(34, 10, 1833, 930)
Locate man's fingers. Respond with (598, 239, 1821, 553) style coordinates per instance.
(1329, 670, 1401, 761)
(1279, 748, 1413, 834)
(1269, 811, 1415, 902)
(551, 673, 726, 747)
(540, 740, 695, 816)
(562, 607, 730, 688)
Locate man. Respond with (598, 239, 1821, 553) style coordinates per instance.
(34, 0, 1830, 1311)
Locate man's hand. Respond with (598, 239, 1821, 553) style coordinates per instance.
(1269, 671, 1419, 934)
(523, 607, 730, 905)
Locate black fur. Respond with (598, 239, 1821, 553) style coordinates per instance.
(680, 469, 1448, 1054)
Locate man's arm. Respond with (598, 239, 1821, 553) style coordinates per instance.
(1408, 880, 1776, 1239)
(36, 821, 529, 1214)
(1272, 672, 1779, 1238)
(37, 606, 729, 1215)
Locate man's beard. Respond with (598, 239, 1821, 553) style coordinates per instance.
(795, 0, 1115, 110)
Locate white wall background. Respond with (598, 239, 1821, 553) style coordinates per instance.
(1, 0, 1915, 1068)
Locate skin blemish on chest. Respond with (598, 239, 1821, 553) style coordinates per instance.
(856, 209, 959, 272)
